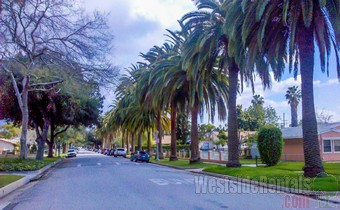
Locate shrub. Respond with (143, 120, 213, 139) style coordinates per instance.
(257, 125, 283, 166)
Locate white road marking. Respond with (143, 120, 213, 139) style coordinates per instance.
(134, 163, 140, 165)
(115, 162, 120, 165)
(97, 163, 101, 166)
(77, 164, 81, 167)
(149, 178, 194, 186)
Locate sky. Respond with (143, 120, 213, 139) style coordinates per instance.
(82, 0, 340, 126)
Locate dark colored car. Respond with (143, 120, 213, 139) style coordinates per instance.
(109, 149, 116, 156)
(130, 151, 150, 162)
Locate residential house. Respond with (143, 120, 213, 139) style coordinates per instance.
(281, 122, 340, 162)
(0, 138, 17, 154)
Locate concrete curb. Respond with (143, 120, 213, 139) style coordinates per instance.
(0, 158, 63, 199)
(152, 162, 340, 204)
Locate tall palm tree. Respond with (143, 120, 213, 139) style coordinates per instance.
(182, 0, 271, 166)
(240, 1, 339, 177)
(285, 86, 301, 127)
(251, 95, 264, 106)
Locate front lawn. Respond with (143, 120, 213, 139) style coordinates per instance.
(0, 175, 24, 188)
(203, 162, 340, 192)
(0, 157, 60, 171)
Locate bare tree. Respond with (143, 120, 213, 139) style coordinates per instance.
(316, 109, 334, 124)
(0, 0, 116, 159)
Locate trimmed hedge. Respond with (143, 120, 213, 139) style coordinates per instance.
(257, 125, 283, 166)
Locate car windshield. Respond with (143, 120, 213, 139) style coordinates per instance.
(117, 149, 124, 151)
(68, 150, 74, 153)
(140, 151, 146, 155)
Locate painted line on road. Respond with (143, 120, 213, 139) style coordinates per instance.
(149, 178, 194, 186)
(134, 163, 140, 165)
(77, 164, 81, 167)
(97, 163, 101, 166)
(115, 162, 120, 165)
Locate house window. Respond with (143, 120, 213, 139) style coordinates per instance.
(334, 140, 340, 152)
(323, 140, 331, 153)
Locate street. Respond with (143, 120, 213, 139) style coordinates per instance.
(1, 150, 330, 210)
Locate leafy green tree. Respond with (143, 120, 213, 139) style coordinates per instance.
(216, 130, 228, 147)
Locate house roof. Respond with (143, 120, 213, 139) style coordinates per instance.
(281, 122, 340, 139)
(0, 138, 17, 145)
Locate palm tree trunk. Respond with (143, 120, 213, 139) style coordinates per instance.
(157, 111, 164, 159)
(131, 133, 135, 153)
(291, 104, 298, 127)
(126, 131, 130, 155)
(190, 97, 200, 163)
(170, 100, 178, 161)
(147, 130, 151, 153)
(137, 132, 142, 151)
(298, 22, 325, 177)
(227, 61, 241, 167)
(122, 130, 125, 149)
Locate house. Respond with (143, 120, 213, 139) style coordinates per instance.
(0, 138, 17, 154)
(281, 122, 340, 162)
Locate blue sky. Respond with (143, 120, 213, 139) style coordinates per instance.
(82, 0, 340, 125)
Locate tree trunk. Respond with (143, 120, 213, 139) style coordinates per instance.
(190, 97, 200, 163)
(35, 119, 50, 160)
(227, 61, 241, 167)
(19, 76, 29, 159)
(298, 22, 325, 177)
(122, 130, 125, 149)
(157, 111, 164, 159)
(131, 133, 135, 153)
(170, 100, 178, 161)
(137, 132, 142, 151)
(291, 104, 298, 127)
(147, 130, 151, 154)
(47, 121, 55, 158)
(126, 132, 130, 155)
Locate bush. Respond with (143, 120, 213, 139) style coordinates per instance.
(257, 125, 283, 166)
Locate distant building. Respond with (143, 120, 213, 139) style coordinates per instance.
(281, 122, 340, 162)
(0, 138, 17, 154)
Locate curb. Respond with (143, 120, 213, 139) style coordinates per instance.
(0, 158, 63, 199)
(150, 161, 198, 170)
(152, 162, 340, 204)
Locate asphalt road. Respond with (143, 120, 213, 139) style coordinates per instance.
(1, 150, 333, 210)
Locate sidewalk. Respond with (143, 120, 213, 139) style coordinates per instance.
(0, 158, 63, 199)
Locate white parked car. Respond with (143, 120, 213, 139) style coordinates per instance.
(66, 149, 77, 158)
(114, 148, 126, 158)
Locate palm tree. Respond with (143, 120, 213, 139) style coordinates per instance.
(181, 0, 271, 166)
(251, 95, 264, 106)
(285, 86, 301, 127)
(240, 1, 339, 177)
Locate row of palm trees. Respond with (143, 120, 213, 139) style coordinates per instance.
(102, 0, 339, 178)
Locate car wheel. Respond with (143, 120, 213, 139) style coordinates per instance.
(123, 155, 126, 158)
(146, 160, 149, 163)
(114, 155, 117, 157)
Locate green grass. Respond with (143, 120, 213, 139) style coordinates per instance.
(203, 162, 340, 192)
(0, 175, 24, 188)
(0, 157, 61, 171)
(151, 159, 218, 169)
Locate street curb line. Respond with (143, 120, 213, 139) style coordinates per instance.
(151, 162, 340, 204)
(0, 158, 63, 199)
(150, 161, 200, 170)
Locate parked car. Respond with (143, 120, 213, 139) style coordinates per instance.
(114, 148, 126, 158)
(66, 149, 77, 158)
(108, 149, 116, 156)
(130, 151, 150, 162)
(103, 149, 110, 155)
